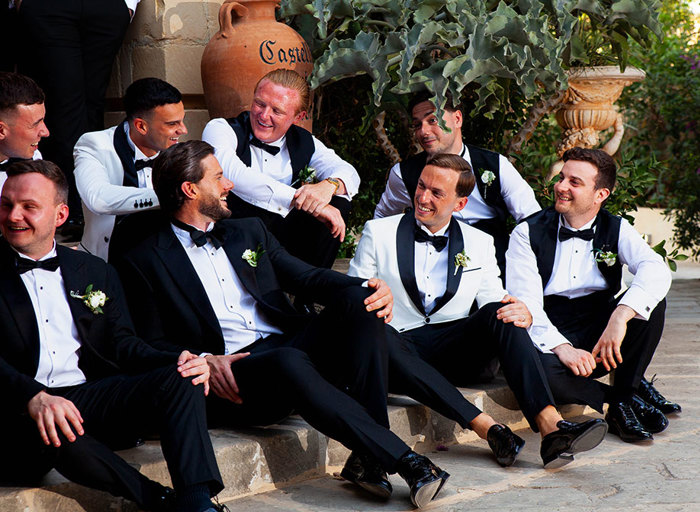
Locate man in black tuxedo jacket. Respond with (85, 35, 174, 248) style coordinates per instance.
(0, 160, 224, 512)
(119, 140, 451, 509)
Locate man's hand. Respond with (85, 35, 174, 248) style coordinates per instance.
(205, 353, 250, 404)
(27, 391, 84, 447)
(364, 278, 394, 323)
(177, 350, 211, 396)
(552, 344, 597, 377)
(496, 295, 532, 328)
(313, 204, 345, 240)
(293, 181, 336, 214)
(591, 305, 635, 371)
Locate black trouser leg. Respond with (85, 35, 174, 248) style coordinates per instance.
(406, 303, 556, 431)
(385, 327, 481, 428)
(57, 366, 223, 504)
(213, 347, 410, 473)
(537, 353, 610, 413)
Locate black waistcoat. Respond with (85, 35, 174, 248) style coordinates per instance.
(226, 111, 315, 187)
(399, 144, 508, 220)
(525, 206, 623, 297)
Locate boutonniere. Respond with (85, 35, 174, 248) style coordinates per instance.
(242, 244, 265, 268)
(453, 249, 471, 275)
(592, 248, 617, 267)
(292, 165, 317, 186)
(70, 284, 108, 314)
(480, 170, 496, 199)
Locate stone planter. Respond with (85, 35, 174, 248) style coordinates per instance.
(201, 0, 314, 130)
(555, 66, 645, 157)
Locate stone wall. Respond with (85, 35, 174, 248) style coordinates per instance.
(105, 0, 227, 139)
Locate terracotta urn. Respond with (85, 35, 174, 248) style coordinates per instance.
(555, 66, 645, 157)
(201, 0, 314, 130)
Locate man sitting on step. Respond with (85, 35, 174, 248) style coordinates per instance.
(506, 147, 681, 443)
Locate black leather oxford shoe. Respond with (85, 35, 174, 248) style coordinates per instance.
(487, 424, 525, 467)
(606, 401, 654, 442)
(631, 395, 669, 434)
(340, 451, 392, 498)
(396, 451, 449, 508)
(540, 419, 608, 469)
(638, 377, 682, 414)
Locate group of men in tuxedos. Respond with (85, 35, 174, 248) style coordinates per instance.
(0, 67, 682, 511)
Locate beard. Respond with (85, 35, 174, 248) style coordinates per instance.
(198, 194, 231, 222)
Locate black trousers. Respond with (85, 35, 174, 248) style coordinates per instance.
(206, 285, 411, 473)
(541, 294, 667, 411)
(17, 0, 131, 213)
(227, 193, 351, 269)
(1, 365, 223, 510)
(392, 302, 556, 431)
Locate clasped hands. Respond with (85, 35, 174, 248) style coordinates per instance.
(27, 350, 209, 447)
(292, 180, 345, 241)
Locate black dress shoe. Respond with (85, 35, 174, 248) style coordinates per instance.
(340, 451, 392, 498)
(396, 451, 449, 508)
(631, 395, 669, 434)
(487, 424, 525, 467)
(638, 376, 682, 414)
(540, 419, 607, 469)
(606, 401, 654, 443)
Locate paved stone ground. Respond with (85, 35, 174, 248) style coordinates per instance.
(223, 277, 700, 512)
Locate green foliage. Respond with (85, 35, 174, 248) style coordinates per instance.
(281, 0, 661, 123)
(618, 0, 700, 256)
(651, 239, 689, 272)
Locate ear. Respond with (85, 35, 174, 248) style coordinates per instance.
(54, 203, 70, 228)
(132, 117, 148, 136)
(452, 109, 463, 129)
(0, 120, 9, 141)
(295, 110, 308, 124)
(595, 187, 611, 205)
(454, 196, 468, 213)
(180, 180, 198, 200)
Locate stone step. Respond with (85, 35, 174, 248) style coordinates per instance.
(1, 378, 597, 512)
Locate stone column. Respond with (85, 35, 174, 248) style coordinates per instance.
(105, 0, 226, 139)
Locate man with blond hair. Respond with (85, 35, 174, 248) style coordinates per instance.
(202, 69, 359, 272)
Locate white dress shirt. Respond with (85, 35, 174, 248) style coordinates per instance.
(16, 244, 87, 388)
(124, 123, 156, 189)
(506, 214, 672, 353)
(172, 223, 282, 355)
(414, 222, 450, 313)
(374, 143, 540, 222)
(0, 149, 42, 194)
(202, 118, 360, 217)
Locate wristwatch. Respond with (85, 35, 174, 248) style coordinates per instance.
(325, 177, 341, 194)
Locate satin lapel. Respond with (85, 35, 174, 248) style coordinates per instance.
(430, 217, 464, 315)
(112, 120, 139, 188)
(154, 228, 222, 337)
(396, 213, 425, 315)
(0, 243, 40, 359)
(223, 225, 262, 302)
(57, 246, 94, 345)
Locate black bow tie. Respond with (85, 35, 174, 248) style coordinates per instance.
(558, 226, 595, 242)
(172, 219, 228, 249)
(16, 255, 60, 274)
(134, 159, 155, 171)
(249, 137, 280, 156)
(0, 157, 27, 172)
(414, 227, 448, 252)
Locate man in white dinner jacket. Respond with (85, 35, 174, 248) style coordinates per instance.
(349, 152, 607, 469)
(73, 78, 186, 261)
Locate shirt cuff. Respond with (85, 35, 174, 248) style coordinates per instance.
(618, 286, 660, 320)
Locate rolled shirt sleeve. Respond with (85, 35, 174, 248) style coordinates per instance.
(374, 163, 412, 219)
(498, 155, 541, 222)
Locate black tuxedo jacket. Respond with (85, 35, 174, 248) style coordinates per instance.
(0, 240, 178, 414)
(118, 217, 364, 355)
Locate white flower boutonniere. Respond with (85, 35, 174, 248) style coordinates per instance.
(292, 165, 317, 186)
(242, 244, 265, 268)
(481, 170, 496, 186)
(70, 284, 108, 314)
(454, 249, 471, 275)
(592, 248, 617, 267)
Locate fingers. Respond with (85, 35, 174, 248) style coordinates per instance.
(210, 359, 243, 404)
(501, 294, 516, 304)
(177, 350, 194, 365)
(364, 280, 394, 322)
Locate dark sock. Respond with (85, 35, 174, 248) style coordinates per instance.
(176, 483, 211, 512)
